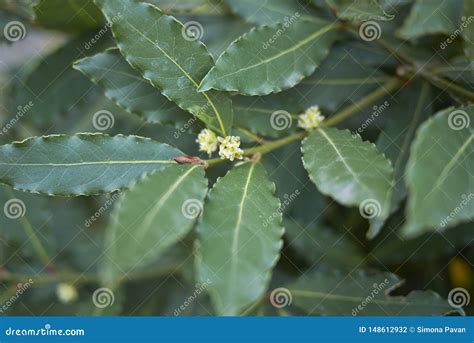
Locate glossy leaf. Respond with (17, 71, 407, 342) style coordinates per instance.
(288, 269, 461, 315)
(403, 105, 474, 237)
(397, 0, 462, 40)
(199, 19, 338, 95)
(195, 161, 284, 315)
(326, 0, 395, 21)
(74, 48, 190, 125)
(0, 134, 182, 196)
(97, 0, 233, 136)
(302, 128, 394, 221)
(101, 164, 207, 283)
(463, 0, 474, 61)
(225, 0, 320, 25)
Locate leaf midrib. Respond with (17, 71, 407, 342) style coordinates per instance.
(227, 162, 257, 300)
(0, 160, 176, 167)
(137, 165, 200, 241)
(125, 16, 227, 135)
(206, 23, 335, 82)
(317, 128, 372, 197)
(433, 133, 474, 189)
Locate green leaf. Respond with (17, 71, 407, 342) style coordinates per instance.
(225, 0, 320, 25)
(397, 0, 462, 40)
(199, 19, 338, 95)
(368, 81, 432, 239)
(74, 48, 191, 126)
(463, 0, 474, 61)
(302, 128, 394, 221)
(33, 0, 104, 32)
(195, 161, 284, 315)
(101, 164, 207, 283)
(96, 0, 233, 136)
(402, 105, 474, 237)
(326, 0, 395, 21)
(0, 134, 182, 196)
(288, 269, 461, 315)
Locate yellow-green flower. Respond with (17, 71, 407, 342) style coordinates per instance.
(196, 129, 218, 156)
(298, 105, 325, 131)
(56, 283, 78, 304)
(218, 136, 244, 161)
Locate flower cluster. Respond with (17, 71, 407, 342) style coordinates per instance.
(56, 283, 78, 304)
(196, 129, 218, 156)
(217, 136, 243, 161)
(196, 129, 243, 161)
(298, 105, 325, 131)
